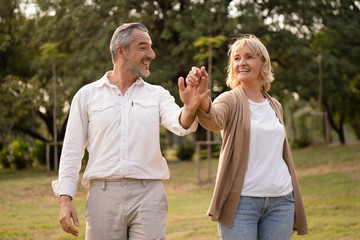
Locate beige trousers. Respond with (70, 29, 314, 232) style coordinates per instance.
(85, 179, 168, 240)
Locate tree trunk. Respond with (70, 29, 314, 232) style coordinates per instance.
(350, 122, 360, 140)
(324, 101, 346, 144)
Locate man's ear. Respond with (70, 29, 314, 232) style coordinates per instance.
(117, 46, 126, 59)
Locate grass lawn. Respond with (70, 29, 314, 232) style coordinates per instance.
(0, 142, 359, 239)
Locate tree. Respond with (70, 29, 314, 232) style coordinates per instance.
(1, 0, 359, 152)
(230, 0, 360, 143)
(307, 0, 360, 143)
(0, 0, 41, 148)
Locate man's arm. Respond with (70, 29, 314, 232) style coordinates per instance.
(52, 90, 88, 236)
(59, 195, 79, 237)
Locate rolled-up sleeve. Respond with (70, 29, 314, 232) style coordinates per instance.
(172, 107, 198, 136)
(159, 88, 198, 136)
(52, 179, 78, 199)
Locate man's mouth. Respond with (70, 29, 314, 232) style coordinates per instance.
(141, 58, 152, 68)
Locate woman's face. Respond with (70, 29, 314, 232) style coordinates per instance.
(232, 44, 263, 86)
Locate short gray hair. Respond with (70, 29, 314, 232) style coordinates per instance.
(109, 23, 148, 63)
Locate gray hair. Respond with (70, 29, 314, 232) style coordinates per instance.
(109, 23, 148, 63)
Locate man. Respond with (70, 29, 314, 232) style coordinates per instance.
(52, 23, 209, 240)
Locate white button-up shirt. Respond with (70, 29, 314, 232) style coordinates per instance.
(52, 72, 197, 199)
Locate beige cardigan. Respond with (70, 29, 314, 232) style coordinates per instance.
(197, 86, 308, 235)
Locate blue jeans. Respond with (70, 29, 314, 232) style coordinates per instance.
(218, 192, 295, 240)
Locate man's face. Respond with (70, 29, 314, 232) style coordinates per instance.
(123, 29, 156, 78)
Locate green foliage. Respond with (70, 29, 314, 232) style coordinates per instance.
(0, 139, 34, 169)
(32, 140, 47, 166)
(39, 42, 65, 61)
(199, 145, 220, 159)
(0, 0, 359, 157)
(292, 108, 312, 148)
(176, 140, 195, 161)
(0, 146, 11, 168)
(0, 74, 45, 147)
(11, 140, 33, 169)
(193, 35, 227, 62)
(291, 137, 311, 149)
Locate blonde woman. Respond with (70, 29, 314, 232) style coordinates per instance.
(186, 34, 308, 239)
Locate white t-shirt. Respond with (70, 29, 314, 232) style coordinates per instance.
(241, 99, 293, 197)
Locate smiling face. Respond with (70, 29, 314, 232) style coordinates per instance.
(232, 44, 263, 87)
(226, 35, 274, 91)
(123, 29, 156, 78)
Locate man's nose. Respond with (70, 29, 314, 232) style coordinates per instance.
(148, 48, 156, 60)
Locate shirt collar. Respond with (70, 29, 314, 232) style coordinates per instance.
(95, 72, 111, 88)
(95, 71, 145, 88)
(134, 77, 144, 85)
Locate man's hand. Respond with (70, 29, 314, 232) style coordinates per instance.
(185, 66, 211, 113)
(179, 75, 209, 111)
(178, 75, 210, 128)
(59, 195, 79, 237)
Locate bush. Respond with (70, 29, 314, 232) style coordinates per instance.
(0, 146, 11, 168)
(199, 144, 221, 159)
(34, 141, 63, 170)
(32, 140, 46, 166)
(176, 140, 195, 161)
(291, 137, 311, 149)
(0, 140, 34, 169)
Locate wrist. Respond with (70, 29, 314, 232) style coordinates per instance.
(183, 104, 197, 116)
(199, 96, 210, 113)
(60, 194, 72, 203)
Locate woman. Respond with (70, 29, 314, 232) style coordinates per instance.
(186, 34, 308, 239)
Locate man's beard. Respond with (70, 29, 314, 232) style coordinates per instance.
(124, 54, 151, 78)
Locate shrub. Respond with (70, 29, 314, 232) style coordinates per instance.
(176, 140, 195, 161)
(291, 137, 311, 149)
(0, 140, 34, 169)
(32, 140, 46, 166)
(0, 146, 11, 168)
(199, 144, 221, 159)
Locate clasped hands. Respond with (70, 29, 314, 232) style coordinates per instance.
(178, 66, 210, 113)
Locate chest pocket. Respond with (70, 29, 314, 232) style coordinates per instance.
(88, 100, 116, 129)
(132, 99, 159, 124)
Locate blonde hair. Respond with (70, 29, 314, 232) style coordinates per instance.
(226, 34, 274, 92)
